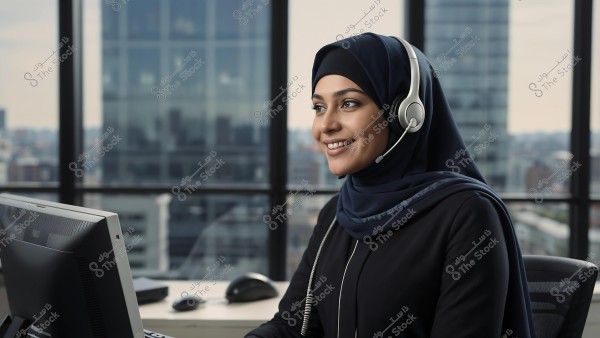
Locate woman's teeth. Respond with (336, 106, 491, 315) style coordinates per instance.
(327, 140, 354, 149)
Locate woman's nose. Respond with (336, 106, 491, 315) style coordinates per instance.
(320, 109, 341, 133)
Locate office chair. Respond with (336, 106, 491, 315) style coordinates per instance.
(523, 255, 598, 338)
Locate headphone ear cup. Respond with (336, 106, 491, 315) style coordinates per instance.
(400, 100, 425, 133)
(388, 96, 404, 135)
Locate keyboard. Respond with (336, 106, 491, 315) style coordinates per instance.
(144, 329, 174, 338)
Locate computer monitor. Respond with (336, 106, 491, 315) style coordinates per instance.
(0, 193, 144, 338)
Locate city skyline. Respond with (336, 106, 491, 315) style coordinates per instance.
(0, 1, 598, 133)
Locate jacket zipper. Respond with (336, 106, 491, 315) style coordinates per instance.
(337, 240, 359, 338)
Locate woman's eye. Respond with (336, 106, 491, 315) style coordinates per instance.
(312, 104, 326, 113)
(342, 100, 359, 109)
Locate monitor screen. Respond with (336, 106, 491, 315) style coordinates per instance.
(0, 193, 144, 338)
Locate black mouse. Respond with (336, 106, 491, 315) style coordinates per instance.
(171, 295, 206, 312)
(226, 272, 279, 303)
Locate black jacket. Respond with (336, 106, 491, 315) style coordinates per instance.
(246, 190, 513, 338)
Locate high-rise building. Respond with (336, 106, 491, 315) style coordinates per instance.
(425, 0, 509, 190)
(0, 108, 5, 132)
(101, 194, 171, 276)
(101, 0, 271, 274)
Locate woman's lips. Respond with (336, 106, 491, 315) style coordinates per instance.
(324, 140, 355, 156)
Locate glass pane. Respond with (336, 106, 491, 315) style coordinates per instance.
(169, 0, 207, 40)
(425, 0, 574, 193)
(84, 0, 271, 186)
(287, 0, 405, 188)
(84, 193, 269, 279)
(216, 0, 270, 39)
(127, 0, 160, 39)
(0, 1, 58, 186)
(508, 202, 569, 257)
(285, 194, 335, 279)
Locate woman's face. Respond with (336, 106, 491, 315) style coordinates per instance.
(312, 75, 389, 176)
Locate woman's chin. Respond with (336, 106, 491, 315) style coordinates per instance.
(328, 162, 351, 177)
(327, 164, 344, 177)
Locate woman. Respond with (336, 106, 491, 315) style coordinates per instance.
(245, 32, 535, 338)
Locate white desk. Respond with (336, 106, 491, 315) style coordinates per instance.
(140, 281, 600, 338)
(139, 281, 288, 338)
(583, 282, 600, 337)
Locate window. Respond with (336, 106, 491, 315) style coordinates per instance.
(0, 1, 59, 188)
(81, 0, 272, 279)
(425, 0, 574, 256)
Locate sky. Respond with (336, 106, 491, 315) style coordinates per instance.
(0, 0, 598, 133)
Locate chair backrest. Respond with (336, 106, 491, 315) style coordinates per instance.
(523, 255, 598, 338)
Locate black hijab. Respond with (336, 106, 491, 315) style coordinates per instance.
(311, 33, 535, 337)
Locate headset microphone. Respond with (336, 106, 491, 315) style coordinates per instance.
(375, 118, 416, 163)
(374, 37, 425, 164)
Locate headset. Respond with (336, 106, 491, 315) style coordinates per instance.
(374, 37, 425, 164)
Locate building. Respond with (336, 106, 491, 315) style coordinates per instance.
(0, 138, 10, 185)
(101, 0, 271, 274)
(100, 194, 171, 276)
(425, 0, 509, 190)
(8, 158, 56, 183)
(512, 206, 568, 256)
(525, 161, 553, 193)
(0, 108, 5, 132)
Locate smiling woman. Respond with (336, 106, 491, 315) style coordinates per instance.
(245, 32, 536, 338)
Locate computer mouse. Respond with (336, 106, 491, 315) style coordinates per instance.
(171, 295, 205, 312)
(226, 272, 279, 303)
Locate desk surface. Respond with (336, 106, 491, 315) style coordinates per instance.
(139, 281, 288, 328)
